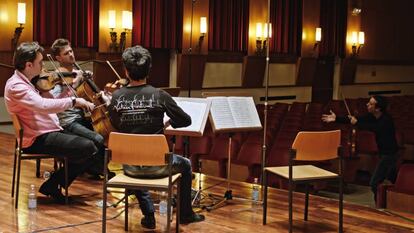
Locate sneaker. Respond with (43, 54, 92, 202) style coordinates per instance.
(141, 213, 156, 229)
(181, 212, 205, 224)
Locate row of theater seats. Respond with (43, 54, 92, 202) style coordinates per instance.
(167, 95, 414, 191)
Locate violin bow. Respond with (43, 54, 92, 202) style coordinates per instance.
(46, 54, 78, 98)
(341, 92, 352, 116)
(106, 60, 122, 80)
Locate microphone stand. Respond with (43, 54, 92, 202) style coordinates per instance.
(184, 0, 196, 162)
(261, 0, 271, 200)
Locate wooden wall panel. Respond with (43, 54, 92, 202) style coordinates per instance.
(242, 56, 265, 87)
(94, 49, 170, 89)
(177, 54, 207, 91)
(359, 0, 414, 60)
(0, 52, 15, 96)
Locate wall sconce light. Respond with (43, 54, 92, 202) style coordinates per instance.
(198, 16, 207, 52)
(256, 23, 272, 55)
(314, 27, 322, 50)
(12, 3, 26, 50)
(108, 10, 118, 52)
(119, 10, 132, 52)
(351, 31, 365, 56)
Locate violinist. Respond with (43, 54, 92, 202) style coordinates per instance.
(107, 45, 204, 229)
(4, 41, 96, 204)
(322, 95, 399, 202)
(49, 38, 114, 179)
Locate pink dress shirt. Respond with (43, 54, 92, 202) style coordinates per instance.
(4, 70, 74, 148)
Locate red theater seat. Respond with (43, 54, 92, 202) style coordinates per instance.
(376, 164, 414, 214)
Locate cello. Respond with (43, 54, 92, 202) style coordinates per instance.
(46, 54, 115, 145)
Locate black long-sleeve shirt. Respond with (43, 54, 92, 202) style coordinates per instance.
(108, 84, 191, 134)
(108, 84, 192, 177)
(337, 113, 398, 155)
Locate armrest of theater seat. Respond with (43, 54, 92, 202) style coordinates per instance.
(376, 183, 394, 208)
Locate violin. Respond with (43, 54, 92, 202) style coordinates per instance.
(32, 69, 76, 92)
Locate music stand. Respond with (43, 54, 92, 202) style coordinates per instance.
(164, 97, 212, 206)
(201, 93, 262, 211)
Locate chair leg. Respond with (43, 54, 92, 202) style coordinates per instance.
(288, 179, 293, 233)
(176, 179, 181, 233)
(167, 187, 172, 232)
(125, 190, 129, 231)
(304, 184, 309, 221)
(64, 158, 68, 205)
(339, 177, 343, 233)
(15, 156, 22, 209)
(36, 159, 41, 178)
(11, 147, 18, 198)
(262, 171, 268, 225)
(54, 159, 58, 171)
(102, 180, 108, 232)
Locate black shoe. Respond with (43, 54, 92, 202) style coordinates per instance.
(86, 171, 116, 180)
(39, 182, 69, 204)
(141, 213, 156, 229)
(181, 213, 205, 224)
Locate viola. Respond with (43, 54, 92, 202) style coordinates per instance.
(104, 60, 130, 93)
(104, 78, 129, 93)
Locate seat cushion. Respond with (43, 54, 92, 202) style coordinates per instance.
(265, 165, 338, 181)
(107, 173, 181, 189)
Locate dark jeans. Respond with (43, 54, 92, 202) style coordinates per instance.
(370, 153, 398, 200)
(125, 154, 193, 218)
(63, 119, 105, 174)
(23, 131, 98, 189)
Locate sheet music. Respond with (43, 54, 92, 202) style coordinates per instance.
(164, 97, 210, 136)
(208, 96, 262, 132)
(228, 97, 262, 128)
(209, 97, 236, 129)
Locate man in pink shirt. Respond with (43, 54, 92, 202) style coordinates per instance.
(5, 41, 97, 204)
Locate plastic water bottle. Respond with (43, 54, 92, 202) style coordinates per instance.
(252, 178, 260, 203)
(158, 192, 168, 231)
(43, 171, 51, 180)
(159, 191, 167, 216)
(28, 184, 37, 209)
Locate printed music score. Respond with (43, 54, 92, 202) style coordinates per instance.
(207, 96, 262, 133)
(164, 97, 211, 137)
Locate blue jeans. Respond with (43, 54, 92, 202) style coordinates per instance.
(125, 154, 193, 218)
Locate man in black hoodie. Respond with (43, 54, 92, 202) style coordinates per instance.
(322, 95, 398, 201)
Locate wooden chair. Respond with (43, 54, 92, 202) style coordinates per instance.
(10, 114, 68, 209)
(263, 130, 343, 233)
(102, 132, 181, 232)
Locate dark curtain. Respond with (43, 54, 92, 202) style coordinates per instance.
(319, 0, 347, 58)
(132, 0, 183, 49)
(208, 0, 249, 53)
(33, 0, 98, 48)
(269, 0, 302, 55)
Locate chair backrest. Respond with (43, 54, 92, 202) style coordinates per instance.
(292, 130, 341, 161)
(107, 132, 170, 166)
(10, 113, 23, 147)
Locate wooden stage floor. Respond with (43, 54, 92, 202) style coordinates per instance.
(0, 132, 413, 233)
